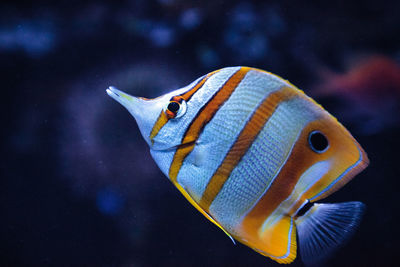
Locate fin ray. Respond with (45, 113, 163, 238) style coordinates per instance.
(295, 201, 365, 265)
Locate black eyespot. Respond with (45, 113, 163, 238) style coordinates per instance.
(167, 102, 180, 113)
(308, 131, 329, 153)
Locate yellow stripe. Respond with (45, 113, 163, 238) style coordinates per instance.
(149, 71, 218, 143)
(171, 180, 235, 242)
(239, 94, 367, 245)
(240, 120, 322, 237)
(181, 70, 219, 100)
(149, 111, 168, 144)
(199, 86, 298, 211)
(168, 67, 250, 183)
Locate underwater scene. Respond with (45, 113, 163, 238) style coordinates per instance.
(2, 0, 400, 266)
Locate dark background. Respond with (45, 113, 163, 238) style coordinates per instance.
(1, 1, 400, 266)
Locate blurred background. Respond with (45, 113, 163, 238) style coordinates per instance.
(1, 0, 400, 266)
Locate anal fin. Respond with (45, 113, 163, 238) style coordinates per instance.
(295, 201, 365, 265)
(254, 216, 297, 264)
(173, 182, 235, 243)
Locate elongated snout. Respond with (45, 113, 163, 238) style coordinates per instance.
(106, 86, 139, 113)
(106, 86, 167, 147)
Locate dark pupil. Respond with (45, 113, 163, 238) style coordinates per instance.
(167, 102, 180, 113)
(309, 131, 329, 152)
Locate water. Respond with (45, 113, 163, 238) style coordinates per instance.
(2, 1, 399, 266)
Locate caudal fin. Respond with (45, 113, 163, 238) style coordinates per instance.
(295, 202, 365, 265)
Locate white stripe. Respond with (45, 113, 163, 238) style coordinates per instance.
(210, 96, 320, 234)
(310, 145, 364, 201)
(260, 160, 331, 233)
(177, 69, 289, 202)
(149, 67, 240, 177)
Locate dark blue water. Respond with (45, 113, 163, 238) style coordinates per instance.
(2, 1, 399, 266)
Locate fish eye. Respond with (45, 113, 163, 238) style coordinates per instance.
(167, 102, 180, 113)
(308, 131, 329, 153)
(164, 96, 187, 119)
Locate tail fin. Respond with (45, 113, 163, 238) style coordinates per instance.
(295, 202, 365, 266)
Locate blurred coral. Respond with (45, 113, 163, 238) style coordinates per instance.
(316, 56, 400, 102)
(313, 55, 400, 134)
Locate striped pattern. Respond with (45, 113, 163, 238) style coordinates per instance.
(208, 96, 319, 234)
(175, 68, 291, 203)
(260, 160, 331, 233)
(239, 116, 331, 245)
(133, 66, 369, 264)
(149, 111, 168, 144)
(199, 86, 297, 210)
(234, 97, 367, 262)
(149, 67, 241, 177)
(181, 70, 219, 100)
(149, 71, 218, 143)
(168, 67, 250, 183)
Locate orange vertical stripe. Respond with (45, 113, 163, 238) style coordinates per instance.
(240, 122, 325, 238)
(199, 86, 298, 211)
(150, 73, 212, 143)
(149, 111, 169, 144)
(181, 70, 220, 100)
(239, 112, 365, 243)
(168, 67, 250, 183)
(149, 71, 218, 143)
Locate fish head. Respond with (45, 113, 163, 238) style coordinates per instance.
(105, 69, 223, 176)
(291, 104, 370, 203)
(106, 85, 187, 148)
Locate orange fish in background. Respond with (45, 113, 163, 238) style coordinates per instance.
(312, 55, 400, 134)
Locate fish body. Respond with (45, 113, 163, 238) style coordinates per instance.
(106, 67, 369, 264)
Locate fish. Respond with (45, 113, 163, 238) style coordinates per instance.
(106, 66, 369, 265)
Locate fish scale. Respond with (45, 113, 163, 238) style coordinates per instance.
(106, 66, 369, 265)
(179, 69, 288, 201)
(210, 97, 318, 233)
